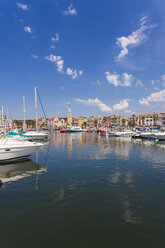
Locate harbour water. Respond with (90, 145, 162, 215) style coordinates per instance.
(1, 133, 165, 248)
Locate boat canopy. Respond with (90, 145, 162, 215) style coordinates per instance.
(6, 132, 29, 137)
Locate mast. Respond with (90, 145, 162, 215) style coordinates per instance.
(23, 96, 26, 130)
(2, 106, 4, 128)
(35, 87, 38, 132)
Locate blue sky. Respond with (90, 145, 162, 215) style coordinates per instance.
(1, 0, 165, 119)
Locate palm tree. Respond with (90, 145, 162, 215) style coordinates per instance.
(122, 118, 126, 127)
(153, 114, 157, 126)
(132, 114, 136, 127)
(113, 117, 117, 128)
(94, 120, 98, 128)
(82, 121, 87, 129)
(141, 116, 145, 127)
(126, 121, 131, 127)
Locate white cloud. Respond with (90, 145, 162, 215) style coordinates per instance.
(75, 98, 129, 113)
(151, 80, 155, 85)
(66, 68, 78, 79)
(64, 3, 77, 15)
(51, 33, 59, 43)
(162, 75, 165, 81)
(123, 73, 133, 86)
(113, 99, 129, 111)
(139, 89, 165, 106)
(79, 70, 84, 76)
(24, 26, 32, 33)
(66, 68, 83, 79)
(45, 54, 64, 73)
(105, 71, 133, 87)
(136, 79, 144, 87)
(56, 59, 64, 72)
(51, 45, 56, 49)
(16, 2, 28, 10)
(31, 54, 39, 59)
(116, 16, 156, 60)
(124, 110, 132, 114)
(75, 98, 112, 113)
(105, 72, 120, 86)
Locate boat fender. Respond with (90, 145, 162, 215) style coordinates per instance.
(0, 180, 3, 187)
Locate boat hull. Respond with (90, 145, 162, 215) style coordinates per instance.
(115, 132, 134, 137)
(0, 146, 38, 163)
(67, 130, 85, 133)
(155, 134, 165, 140)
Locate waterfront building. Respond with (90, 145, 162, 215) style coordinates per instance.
(78, 116, 87, 127)
(72, 118, 79, 126)
(138, 113, 160, 127)
(159, 112, 165, 127)
(38, 117, 46, 126)
(47, 117, 67, 128)
(0, 114, 13, 130)
(58, 118, 67, 128)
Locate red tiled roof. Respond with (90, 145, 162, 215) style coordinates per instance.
(47, 117, 56, 120)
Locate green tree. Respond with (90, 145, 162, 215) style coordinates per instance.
(94, 120, 98, 128)
(122, 118, 126, 126)
(132, 114, 136, 127)
(141, 116, 145, 127)
(113, 117, 117, 127)
(153, 114, 157, 126)
(82, 122, 87, 129)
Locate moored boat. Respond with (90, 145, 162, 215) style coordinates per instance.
(0, 138, 43, 163)
(67, 126, 85, 133)
(154, 132, 165, 140)
(115, 130, 134, 137)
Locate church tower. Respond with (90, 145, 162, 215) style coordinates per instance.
(67, 108, 72, 126)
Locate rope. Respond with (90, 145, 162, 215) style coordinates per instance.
(36, 88, 50, 131)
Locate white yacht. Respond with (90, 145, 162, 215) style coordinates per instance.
(0, 138, 43, 163)
(154, 132, 165, 140)
(141, 130, 158, 139)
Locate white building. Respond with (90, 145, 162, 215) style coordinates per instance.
(0, 114, 12, 130)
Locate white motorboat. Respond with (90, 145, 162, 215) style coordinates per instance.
(0, 138, 43, 163)
(115, 130, 134, 137)
(132, 131, 141, 139)
(67, 126, 85, 133)
(140, 132, 153, 139)
(141, 130, 158, 139)
(154, 132, 165, 140)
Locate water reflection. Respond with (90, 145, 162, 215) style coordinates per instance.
(1, 133, 165, 247)
(0, 159, 46, 187)
(50, 133, 165, 164)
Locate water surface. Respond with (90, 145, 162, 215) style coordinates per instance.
(0, 133, 165, 248)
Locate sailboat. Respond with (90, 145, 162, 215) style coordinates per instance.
(23, 87, 49, 141)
